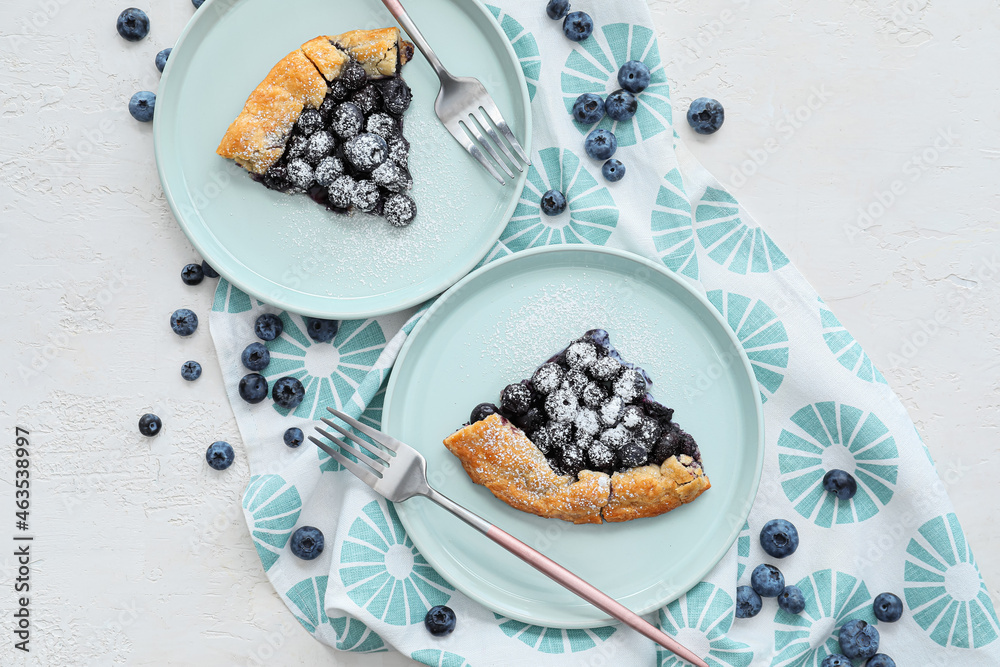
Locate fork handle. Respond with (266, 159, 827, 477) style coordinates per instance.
(380, 0, 450, 80)
(423, 488, 708, 667)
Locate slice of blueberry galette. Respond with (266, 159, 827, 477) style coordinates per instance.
(217, 29, 418, 227)
(444, 330, 711, 524)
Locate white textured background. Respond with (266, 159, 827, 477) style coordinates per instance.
(1, 0, 997, 664)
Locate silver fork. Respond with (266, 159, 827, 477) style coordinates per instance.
(310, 407, 708, 667)
(381, 0, 531, 185)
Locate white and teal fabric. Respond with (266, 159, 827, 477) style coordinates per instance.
(209, 1, 1000, 664)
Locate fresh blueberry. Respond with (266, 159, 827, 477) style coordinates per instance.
(872, 592, 903, 622)
(604, 89, 637, 122)
(617, 60, 651, 93)
(760, 519, 799, 558)
(584, 129, 617, 160)
(865, 655, 895, 667)
(192, 0, 205, 7)
(602, 159, 625, 182)
(820, 656, 852, 667)
(238, 373, 268, 404)
(254, 313, 284, 341)
(304, 317, 338, 343)
(283, 427, 304, 448)
(201, 261, 219, 278)
(562, 11, 593, 41)
(241, 342, 270, 372)
(540, 189, 567, 216)
(116, 8, 149, 41)
(735, 585, 762, 618)
(778, 585, 806, 614)
(687, 97, 725, 135)
(206, 441, 235, 470)
(181, 263, 204, 285)
(170, 308, 198, 336)
(272, 377, 305, 410)
(424, 605, 456, 636)
(155, 48, 171, 73)
(823, 469, 858, 500)
(571, 93, 605, 125)
(289, 526, 324, 560)
(546, 0, 570, 20)
(751, 564, 785, 597)
(181, 360, 202, 381)
(838, 619, 880, 660)
(501, 383, 534, 416)
(138, 413, 162, 437)
(128, 91, 155, 122)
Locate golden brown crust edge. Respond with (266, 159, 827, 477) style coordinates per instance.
(443, 415, 710, 524)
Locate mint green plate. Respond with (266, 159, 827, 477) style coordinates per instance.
(384, 246, 765, 628)
(154, 0, 530, 318)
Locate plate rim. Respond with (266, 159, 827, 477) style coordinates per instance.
(153, 0, 533, 319)
(383, 244, 766, 628)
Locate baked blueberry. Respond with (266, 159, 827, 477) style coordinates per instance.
(581, 382, 607, 409)
(328, 175, 356, 209)
(621, 405, 644, 429)
(562, 368, 589, 396)
(340, 61, 367, 90)
(470, 402, 499, 423)
(516, 407, 546, 434)
(546, 0, 570, 20)
(238, 373, 268, 404)
(272, 377, 305, 410)
(304, 317, 338, 343)
(751, 564, 785, 597)
(381, 78, 412, 116)
(284, 427, 304, 448)
(760, 519, 799, 558)
(613, 368, 647, 402)
(571, 93, 605, 125)
(383, 193, 417, 227)
(565, 341, 597, 370)
(540, 189, 567, 216)
(562, 11, 593, 41)
(617, 60, 651, 93)
(584, 129, 617, 160)
(201, 261, 219, 278)
(206, 441, 235, 470)
(735, 586, 762, 618)
(687, 97, 725, 135)
(289, 526, 324, 560)
(371, 160, 410, 192)
(598, 395, 624, 426)
(345, 133, 388, 172)
(181, 360, 202, 381)
(255, 313, 284, 341)
(865, 655, 895, 667)
(838, 619, 879, 660)
(424, 605, 456, 636)
(532, 363, 565, 395)
(332, 102, 365, 139)
(314, 156, 344, 187)
(155, 48, 171, 73)
(778, 585, 806, 614)
(587, 441, 613, 469)
(366, 112, 399, 140)
(170, 308, 198, 336)
(286, 159, 315, 190)
(117, 8, 149, 41)
(328, 79, 350, 102)
(604, 89, 637, 122)
(297, 109, 324, 136)
(574, 408, 600, 438)
(602, 159, 625, 182)
(599, 424, 630, 451)
(546, 389, 579, 423)
(181, 263, 204, 285)
(820, 656, 851, 667)
(388, 136, 410, 167)
(872, 592, 903, 622)
(241, 342, 270, 371)
(501, 383, 534, 416)
(561, 444, 585, 475)
(351, 178, 381, 212)
(305, 131, 335, 163)
(532, 426, 553, 454)
(589, 355, 622, 381)
(138, 413, 162, 437)
(823, 469, 858, 500)
(633, 417, 662, 448)
(128, 91, 155, 122)
(618, 440, 648, 469)
(352, 84, 383, 115)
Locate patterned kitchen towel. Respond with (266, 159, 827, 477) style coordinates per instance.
(208, 0, 1000, 664)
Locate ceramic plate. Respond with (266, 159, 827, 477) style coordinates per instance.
(383, 246, 765, 628)
(155, 0, 531, 318)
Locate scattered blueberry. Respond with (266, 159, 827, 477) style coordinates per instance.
(289, 526, 324, 560)
(128, 91, 155, 122)
(206, 441, 235, 470)
(181, 263, 204, 285)
(138, 413, 162, 437)
(116, 8, 149, 41)
(604, 89, 637, 122)
(181, 360, 202, 381)
(238, 373, 268, 404)
(687, 97, 725, 135)
(866, 655, 895, 667)
(424, 605, 457, 636)
(760, 519, 799, 558)
(254, 313, 283, 341)
(155, 48, 171, 73)
(584, 129, 617, 160)
(735, 585, 762, 618)
(272, 377, 305, 410)
(872, 592, 903, 622)
(820, 656, 852, 667)
(501, 383, 534, 416)
(562, 11, 593, 41)
(823, 469, 858, 500)
(778, 585, 806, 614)
(192, 0, 205, 7)
(170, 308, 198, 336)
(751, 564, 785, 598)
(617, 60, 651, 93)
(540, 189, 567, 216)
(201, 261, 219, 278)
(304, 317, 338, 343)
(545, 0, 570, 20)
(602, 159, 625, 182)
(571, 93, 605, 125)
(241, 342, 270, 372)
(283, 427, 304, 448)
(838, 619, 880, 660)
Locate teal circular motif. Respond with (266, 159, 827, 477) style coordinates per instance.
(485, 5, 540, 101)
(411, 649, 472, 667)
(818, 299, 888, 384)
(242, 474, 302, 572)
(771, 569, 877, 666)
(285, 576, 386, 652)
(340, 500, 453, 626)
(494, 613, 616, 654)
(904, 513, 999, 648)
(501, 147, 618, 251)
(736, 521, 751, 582)
(657, 582, 753, 667)
(211, 278, 254, 313)
(778, 402, 898, 527)
(706, 290, 788, 405)
(695, 187, 789, 274)
(561, 23, 672, 146)
(651, 168, 698, 280)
